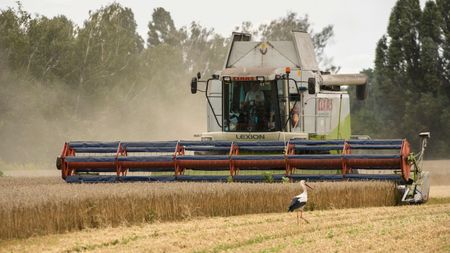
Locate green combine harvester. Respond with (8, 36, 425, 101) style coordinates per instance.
(57, 31, 431, 204)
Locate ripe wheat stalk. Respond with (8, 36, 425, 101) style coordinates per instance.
(0, 177, 396, 240)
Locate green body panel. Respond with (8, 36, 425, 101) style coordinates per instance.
(308, 115, 352, 140)
(326, 114, 352, 140)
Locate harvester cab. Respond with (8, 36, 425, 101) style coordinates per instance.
(191, 31, 368, 142)
(57, 31, 431, 204)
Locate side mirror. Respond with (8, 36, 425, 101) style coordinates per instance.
(307, 78, 316, 95)
(197, 72, 201, 79)
(356, 83, 367, 100)
(419, 132, 431, 138)
(191, 77, 198, 94)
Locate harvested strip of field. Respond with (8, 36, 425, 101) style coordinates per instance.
(1, 201, 449, 253)
(0, 177, 396, 240)
(430, 185, 450, 198)
(423, 160, 450, 185)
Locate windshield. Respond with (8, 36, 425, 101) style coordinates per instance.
(223, 80, 281, 132)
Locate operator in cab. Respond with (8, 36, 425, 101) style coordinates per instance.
(244, 83, 265, 105)
(240, 83, 266, 131)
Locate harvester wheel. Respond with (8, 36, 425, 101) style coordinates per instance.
(56, 157, 62, 170)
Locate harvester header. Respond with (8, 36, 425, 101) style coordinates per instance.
(58, 139, 413, 182)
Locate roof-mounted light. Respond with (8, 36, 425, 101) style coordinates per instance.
(285, 67, 291, 75)
(222, 76, 232, 82)
(256, 76, 265, 83)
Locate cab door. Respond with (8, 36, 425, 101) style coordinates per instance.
(207, 79, 222, 132)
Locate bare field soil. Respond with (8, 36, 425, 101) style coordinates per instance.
(424, 160, 450, 197)
(1, 201, 449, 253)
(1, 169, 58, 177)
(430, 185, 450, 198)
(423, 160, 450, 185)
(0, 178, 396, 240)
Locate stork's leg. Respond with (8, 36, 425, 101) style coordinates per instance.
(300, 210, 310, 224)
(296, 210, 299, 225)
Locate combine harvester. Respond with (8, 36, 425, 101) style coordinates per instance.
(57, 31, 430, 203)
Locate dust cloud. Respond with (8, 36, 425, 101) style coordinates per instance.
(0, 61, 207, 169)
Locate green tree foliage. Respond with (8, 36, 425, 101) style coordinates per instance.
(75, 3, 143, 90)
(235, 12, 335, 71)
(27, 15, 76, 81)
(147, 7, 183, 48)
(0, 3, 30, 69)
(259, 12, 310, 40)
(349, 69, 384, 135)
(142, 8, 186, 98)
(0, 5, 76, 81)
(182, 22, 227, 77)
(352, 0, 450, 158)
(72, 3, 144, 116)
(436, 0, 450, 97)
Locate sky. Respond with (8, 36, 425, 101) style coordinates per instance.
(0, 0, 427, 73)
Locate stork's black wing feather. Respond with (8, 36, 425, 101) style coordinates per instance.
(288, 197, 300, 212)
(288, 197, 306, 212)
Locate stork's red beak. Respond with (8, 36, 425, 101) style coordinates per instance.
(305, 183, 313, 189)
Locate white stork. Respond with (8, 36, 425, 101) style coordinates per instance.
(288, 180, 313, 224)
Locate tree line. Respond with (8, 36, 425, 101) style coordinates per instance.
(351, 0, 449, 158)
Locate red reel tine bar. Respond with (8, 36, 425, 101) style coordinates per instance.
(57, 139, 410, 182)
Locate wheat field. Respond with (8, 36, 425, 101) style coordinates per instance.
(0, 200, 449, 253)
(0, 177, 397, 240)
